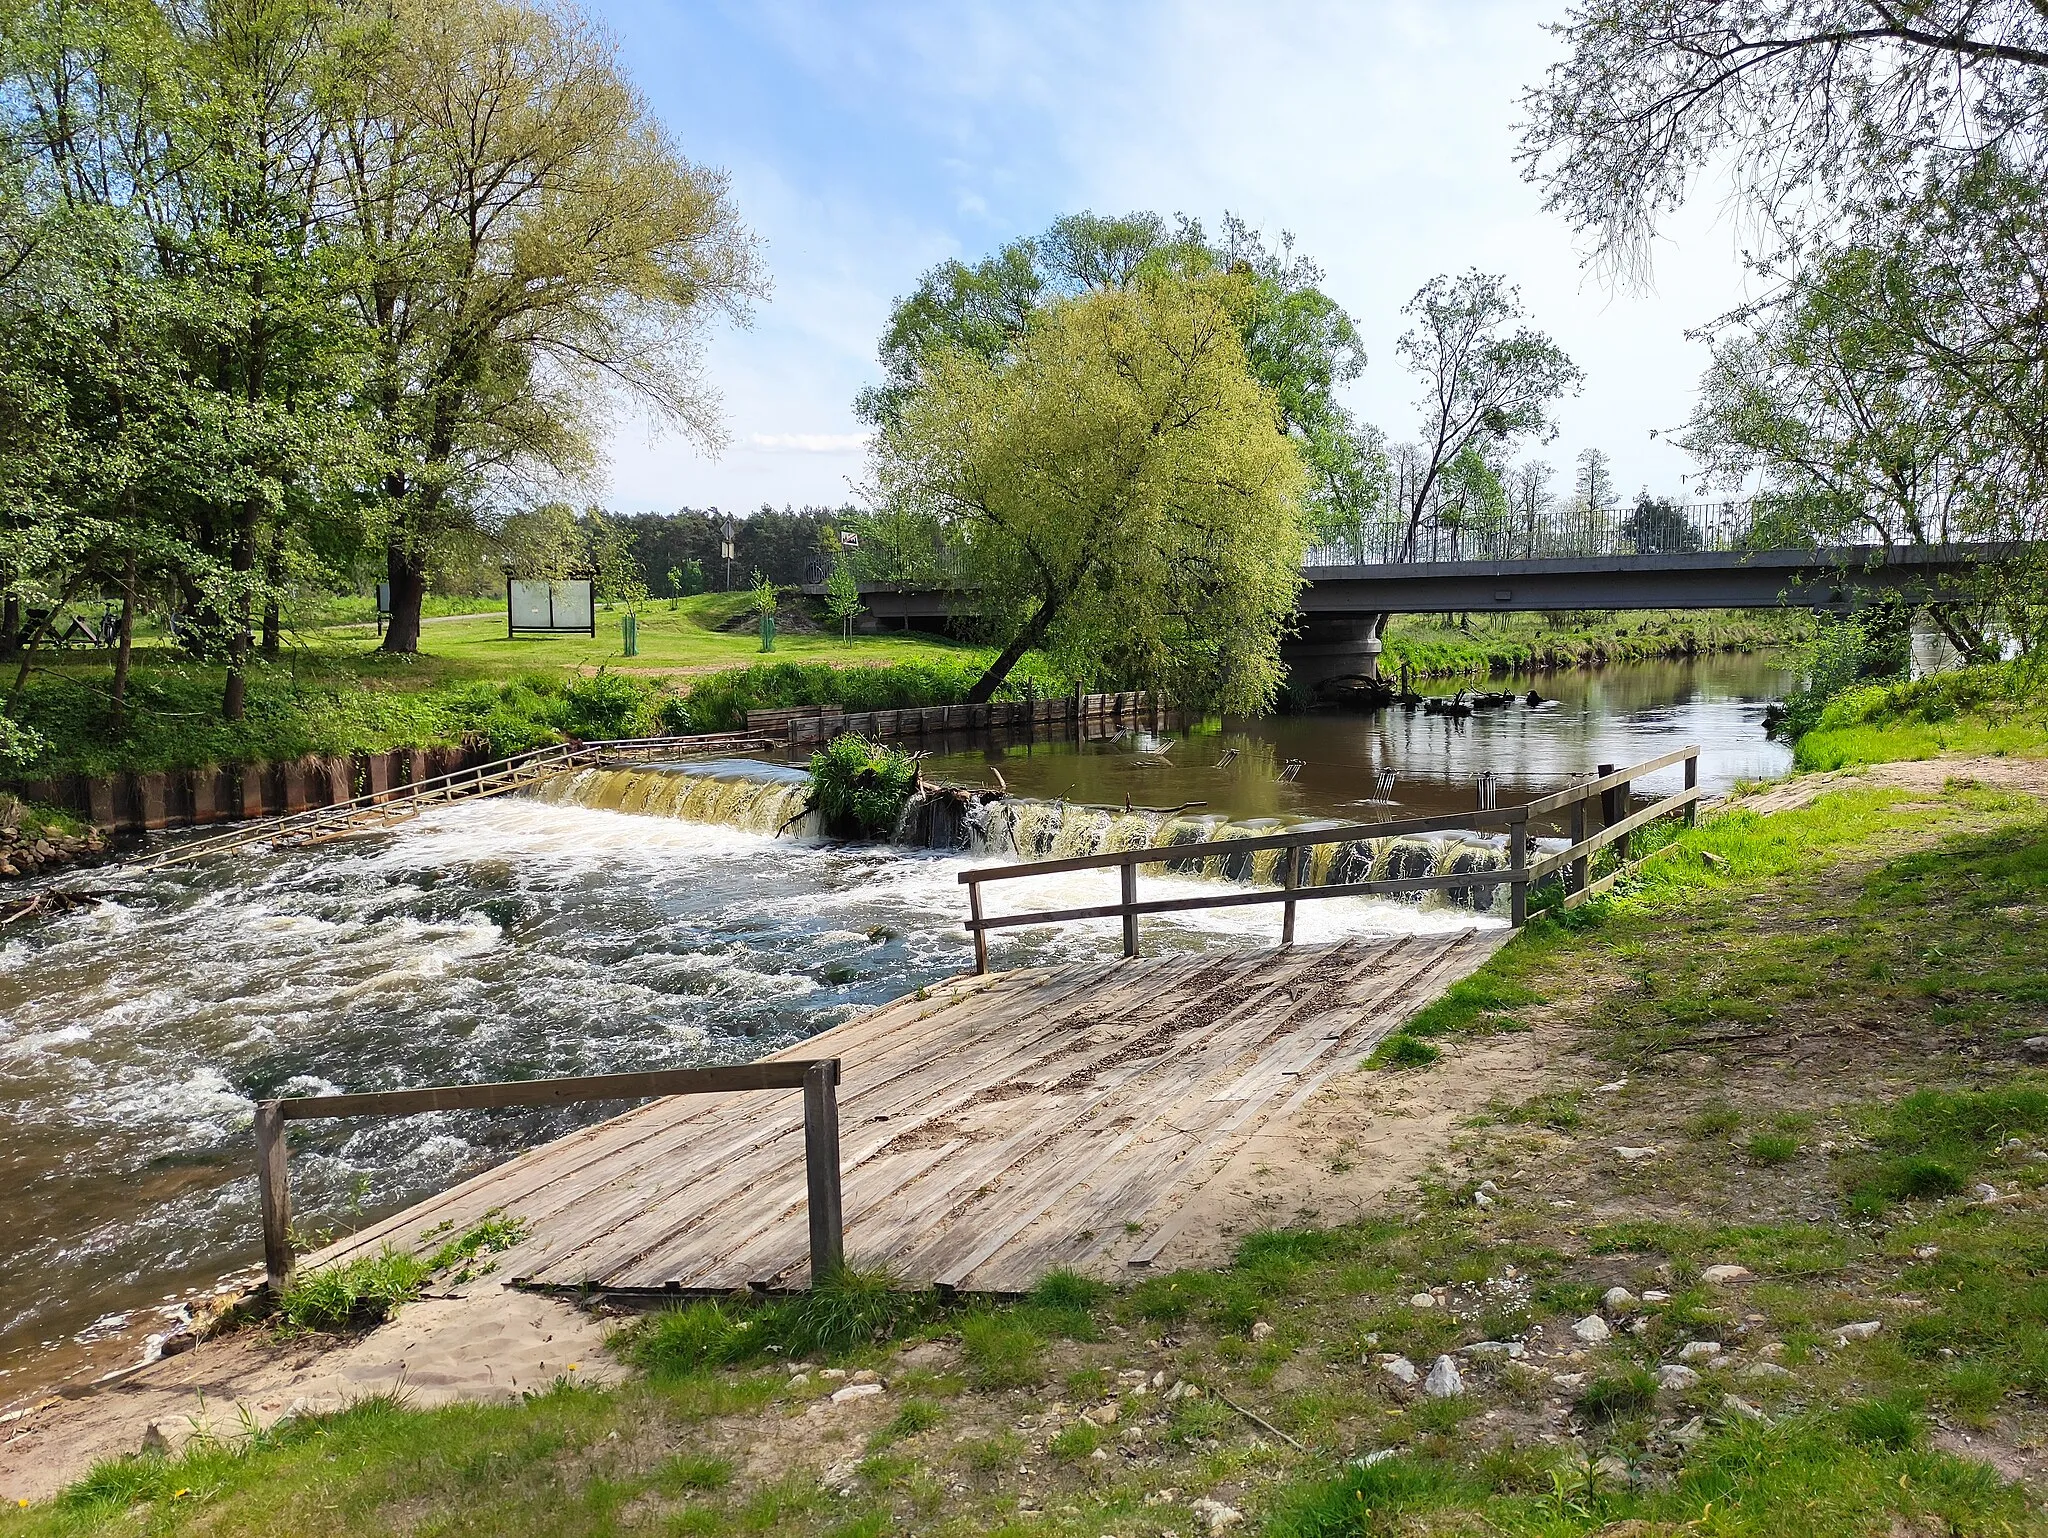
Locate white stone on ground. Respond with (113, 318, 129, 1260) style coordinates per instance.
(1602, 1286, 1638, 1314)
(1424, 1355, 1465, 1398)
(1677, 1341, 1723, 1362)
(1571, 1315, 1612, 1344)
(1379, 1355, 1419, 1385)
(1657, 1365, 1700, 1390)
(1701, 1264, 1752, 1283)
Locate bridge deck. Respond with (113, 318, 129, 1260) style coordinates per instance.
(308, 932, 1502, 1294)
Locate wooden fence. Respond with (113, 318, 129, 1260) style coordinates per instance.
(253, 1059, 844, 1292)
(957, 746, 1701, 972)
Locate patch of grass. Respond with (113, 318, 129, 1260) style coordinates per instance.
(1576, 1366, 1659, 1421)
(1686, 1102, 1743, 1139)
(1264, 1454, 1466, 1537)
(274, 1246, 432, 1333)
(1028, 1269, 1110, 1311)
(1496, 1088, 1583, 1131)
(1843, 1397, 1923, 1451)
(1370, 1032, 1441, 1069)
(656, 1453, 736, 1493)
(867, 1398, 945, 1452)
(959, 1432, 1024, 1473)
(1047, 1420, 1103, 1460)
(1747, 1131, 1800, 1165)
(958, 1312, 1043, 1390)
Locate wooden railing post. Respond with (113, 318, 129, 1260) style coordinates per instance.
(968, 879, 988, 975)
(1120, 861, 1139, 958)
(254, 1100, 294, 1293)
(1280, 843, 1299, 946)
(1569, 795, 1589, 895)
(803, 1059, 845, 1284)
(1683, 751, 1699, 827)
(1509, 809, 1529, 926)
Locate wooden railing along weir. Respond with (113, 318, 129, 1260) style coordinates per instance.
(959, 745, 1702, 972)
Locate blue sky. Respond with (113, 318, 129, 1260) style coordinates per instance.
(583, 0, 1760, 515)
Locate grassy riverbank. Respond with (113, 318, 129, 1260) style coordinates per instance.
(1381, 609, 1807, 683)
(1796, 659, 2048, 770)
(10, 767, 2048, 1533)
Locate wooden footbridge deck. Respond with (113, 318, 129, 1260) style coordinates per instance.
(307, 932, 1501, 1295)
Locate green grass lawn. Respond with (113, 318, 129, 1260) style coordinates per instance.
(12, 773, 2048, 1534)
(1382, 608, 1807, 682)
(404, 593, 980, 676)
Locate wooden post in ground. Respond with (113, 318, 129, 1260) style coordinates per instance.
(254, 1101, 294, 1292)
(1683, 752, 1699, 826)
(802, 1060, 845, 1284)
(1280, 844, 1299, 946)
(968, 881, 988, 975)
(1569, 796, 1588, 896)
(1120, 861, 1139, 958)
(1509, 810, 1529, 926)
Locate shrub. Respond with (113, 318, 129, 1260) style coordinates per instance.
(808, 734, 920, 837)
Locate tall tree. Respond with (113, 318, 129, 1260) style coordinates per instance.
(1517, 0, 2048, 279)
(330, 0, 764, 653)
(1388, 271, 1582, 580)
(871, 270, 1309, 709)
(859, 210, 1381, 542)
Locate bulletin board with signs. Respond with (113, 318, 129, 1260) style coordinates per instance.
(506, 578, 597, 637)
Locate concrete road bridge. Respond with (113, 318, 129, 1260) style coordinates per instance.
(803, 501, 2019, 685)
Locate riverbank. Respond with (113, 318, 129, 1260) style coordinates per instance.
(1381, 608, 1808, 683)
(8, 749, 2048, 1533)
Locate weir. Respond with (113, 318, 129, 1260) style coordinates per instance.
(526, 758, 1517, 913)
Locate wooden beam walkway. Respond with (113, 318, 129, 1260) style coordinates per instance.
(307, 931, 1503, 1295)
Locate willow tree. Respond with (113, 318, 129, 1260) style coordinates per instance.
(332, 0, 764, 653)
(871, 270, 1310, 711)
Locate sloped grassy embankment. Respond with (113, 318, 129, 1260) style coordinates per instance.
(10, 740, 2048, 1533)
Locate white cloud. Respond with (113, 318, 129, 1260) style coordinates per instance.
(586, 0, 1765, 513)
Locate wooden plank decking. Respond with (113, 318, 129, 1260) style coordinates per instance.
(308, 931, 1503, 1294)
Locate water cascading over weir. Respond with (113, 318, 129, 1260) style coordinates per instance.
(527, 759, 1514, 914)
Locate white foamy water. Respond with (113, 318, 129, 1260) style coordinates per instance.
(0, 793, 1483, 1395)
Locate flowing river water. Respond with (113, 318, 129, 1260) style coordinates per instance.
(0, 652, 1793, 1405)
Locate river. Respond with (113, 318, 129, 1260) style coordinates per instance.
(0, 651, 1793, 1405)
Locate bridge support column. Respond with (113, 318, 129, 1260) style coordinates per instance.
(1281, 614, 1383, 690)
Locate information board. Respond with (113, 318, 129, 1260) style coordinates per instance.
(506, 577, 597, 637)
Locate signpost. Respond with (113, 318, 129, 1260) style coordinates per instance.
(720, 514, 737, 592)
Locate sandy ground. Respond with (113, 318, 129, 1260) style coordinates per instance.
(0, 1278, 619, 1505)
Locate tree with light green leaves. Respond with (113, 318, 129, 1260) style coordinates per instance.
(871, 269, 1309, 711)
(858, 210, 1382, 547)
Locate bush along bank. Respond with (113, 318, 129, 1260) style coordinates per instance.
(1381, 610, 1808, 684)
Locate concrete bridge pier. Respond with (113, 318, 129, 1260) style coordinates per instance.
(1283, 612, 1383, 689)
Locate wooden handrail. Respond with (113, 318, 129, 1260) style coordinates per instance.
(956, 806, 1526, 885)
(958, 746, 1702, 969)
(254, 1058, 844, 1294)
